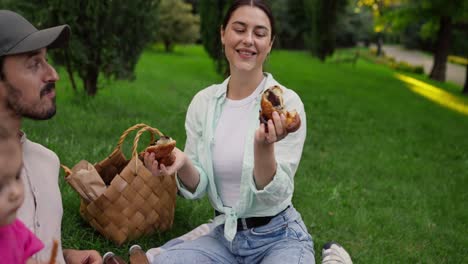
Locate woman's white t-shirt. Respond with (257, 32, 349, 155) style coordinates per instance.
(212, 77, 266, 207)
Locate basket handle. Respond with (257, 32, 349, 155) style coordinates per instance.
(131, 126, 164, 169)
(132, 126, 164, 157)
(108, 123, 157, 157)
(59, 125, 149, 179)
(117, 123, 153, 149)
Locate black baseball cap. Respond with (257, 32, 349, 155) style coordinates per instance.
(0, 10, 70, 56)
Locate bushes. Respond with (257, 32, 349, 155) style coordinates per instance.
(448, 55, 468, 66)
(389, 61, 425, 74)
(366, 48, 425, 74)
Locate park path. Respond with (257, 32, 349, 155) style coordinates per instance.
(381, 44, 465, 87)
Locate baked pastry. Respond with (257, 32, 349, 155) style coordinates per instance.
(142, 136, 176, 166)
(260, 85, 301, 133)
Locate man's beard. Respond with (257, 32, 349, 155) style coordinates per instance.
(5, 81, 56, 120)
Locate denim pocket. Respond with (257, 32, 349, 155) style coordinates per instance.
(245, 219, 288, 249)
(286, 219, 312, 242)
(250, 221, 288, 236)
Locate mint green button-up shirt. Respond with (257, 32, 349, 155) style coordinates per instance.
(176, 73, 307, 241)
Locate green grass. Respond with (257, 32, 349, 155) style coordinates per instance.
(23, 45, 468, 263)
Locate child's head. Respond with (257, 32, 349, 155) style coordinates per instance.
(0, 125, 23, 226)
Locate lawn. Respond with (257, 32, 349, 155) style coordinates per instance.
(23, 45, 468, 263)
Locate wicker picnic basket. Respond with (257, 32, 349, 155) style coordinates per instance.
(63, 123, 178, 245)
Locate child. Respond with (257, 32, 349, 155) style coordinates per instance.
(0, 126, 45, 263)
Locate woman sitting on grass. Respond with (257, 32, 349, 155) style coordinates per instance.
(143, 0, 313, 263)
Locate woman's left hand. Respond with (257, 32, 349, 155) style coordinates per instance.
(255, 111, 288, 145)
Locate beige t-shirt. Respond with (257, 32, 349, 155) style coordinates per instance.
(17, 133, 65, 264)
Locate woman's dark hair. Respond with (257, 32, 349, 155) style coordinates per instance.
(222, 0, 276, 41)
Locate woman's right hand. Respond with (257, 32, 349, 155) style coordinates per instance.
(143, 147, 186, 176)
(255, 111, 288, 145)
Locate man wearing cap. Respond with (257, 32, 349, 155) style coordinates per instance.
(0, 10, 102, 263)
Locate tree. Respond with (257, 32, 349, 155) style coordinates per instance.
(354, 0, 403, 56)
(421, 0, 468, 83)
(335, 4, 374, 47)
(304, 0, 348, 61)
(5, 0, 159, 96)
(451, 26, 468, 94)
(156, 0, 200, 52)
(461, 66, 468, 92)
(184, 0, 200, 13)
(429, 16, 452, 82)
(270, 0, 310, 50)
(198, 0, 229, 75)
(382, 0, 468, 83)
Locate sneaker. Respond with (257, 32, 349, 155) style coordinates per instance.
(322, 242, 353, 264)
(129, 245, 149, 264)
(103, 251, 127, 264)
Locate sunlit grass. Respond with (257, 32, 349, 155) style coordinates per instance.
(395, 73, 468, 116)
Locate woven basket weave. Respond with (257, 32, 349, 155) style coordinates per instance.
(65, 124, 177, 245)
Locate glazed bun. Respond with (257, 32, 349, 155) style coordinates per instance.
(284, 110, 301, 133)
(143, 136, 176, 166)
(260, 85, 301, 133)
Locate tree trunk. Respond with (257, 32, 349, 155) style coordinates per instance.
(84, 67, 99, 96)
(463, 63, 468, 94)
(376, 33, 383, 57)
(164, 40, 172, 52)
(429, 16, 452, 82)
(64, 49, 77, 92)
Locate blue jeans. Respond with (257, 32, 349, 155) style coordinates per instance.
(152, 206, 315, 264)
